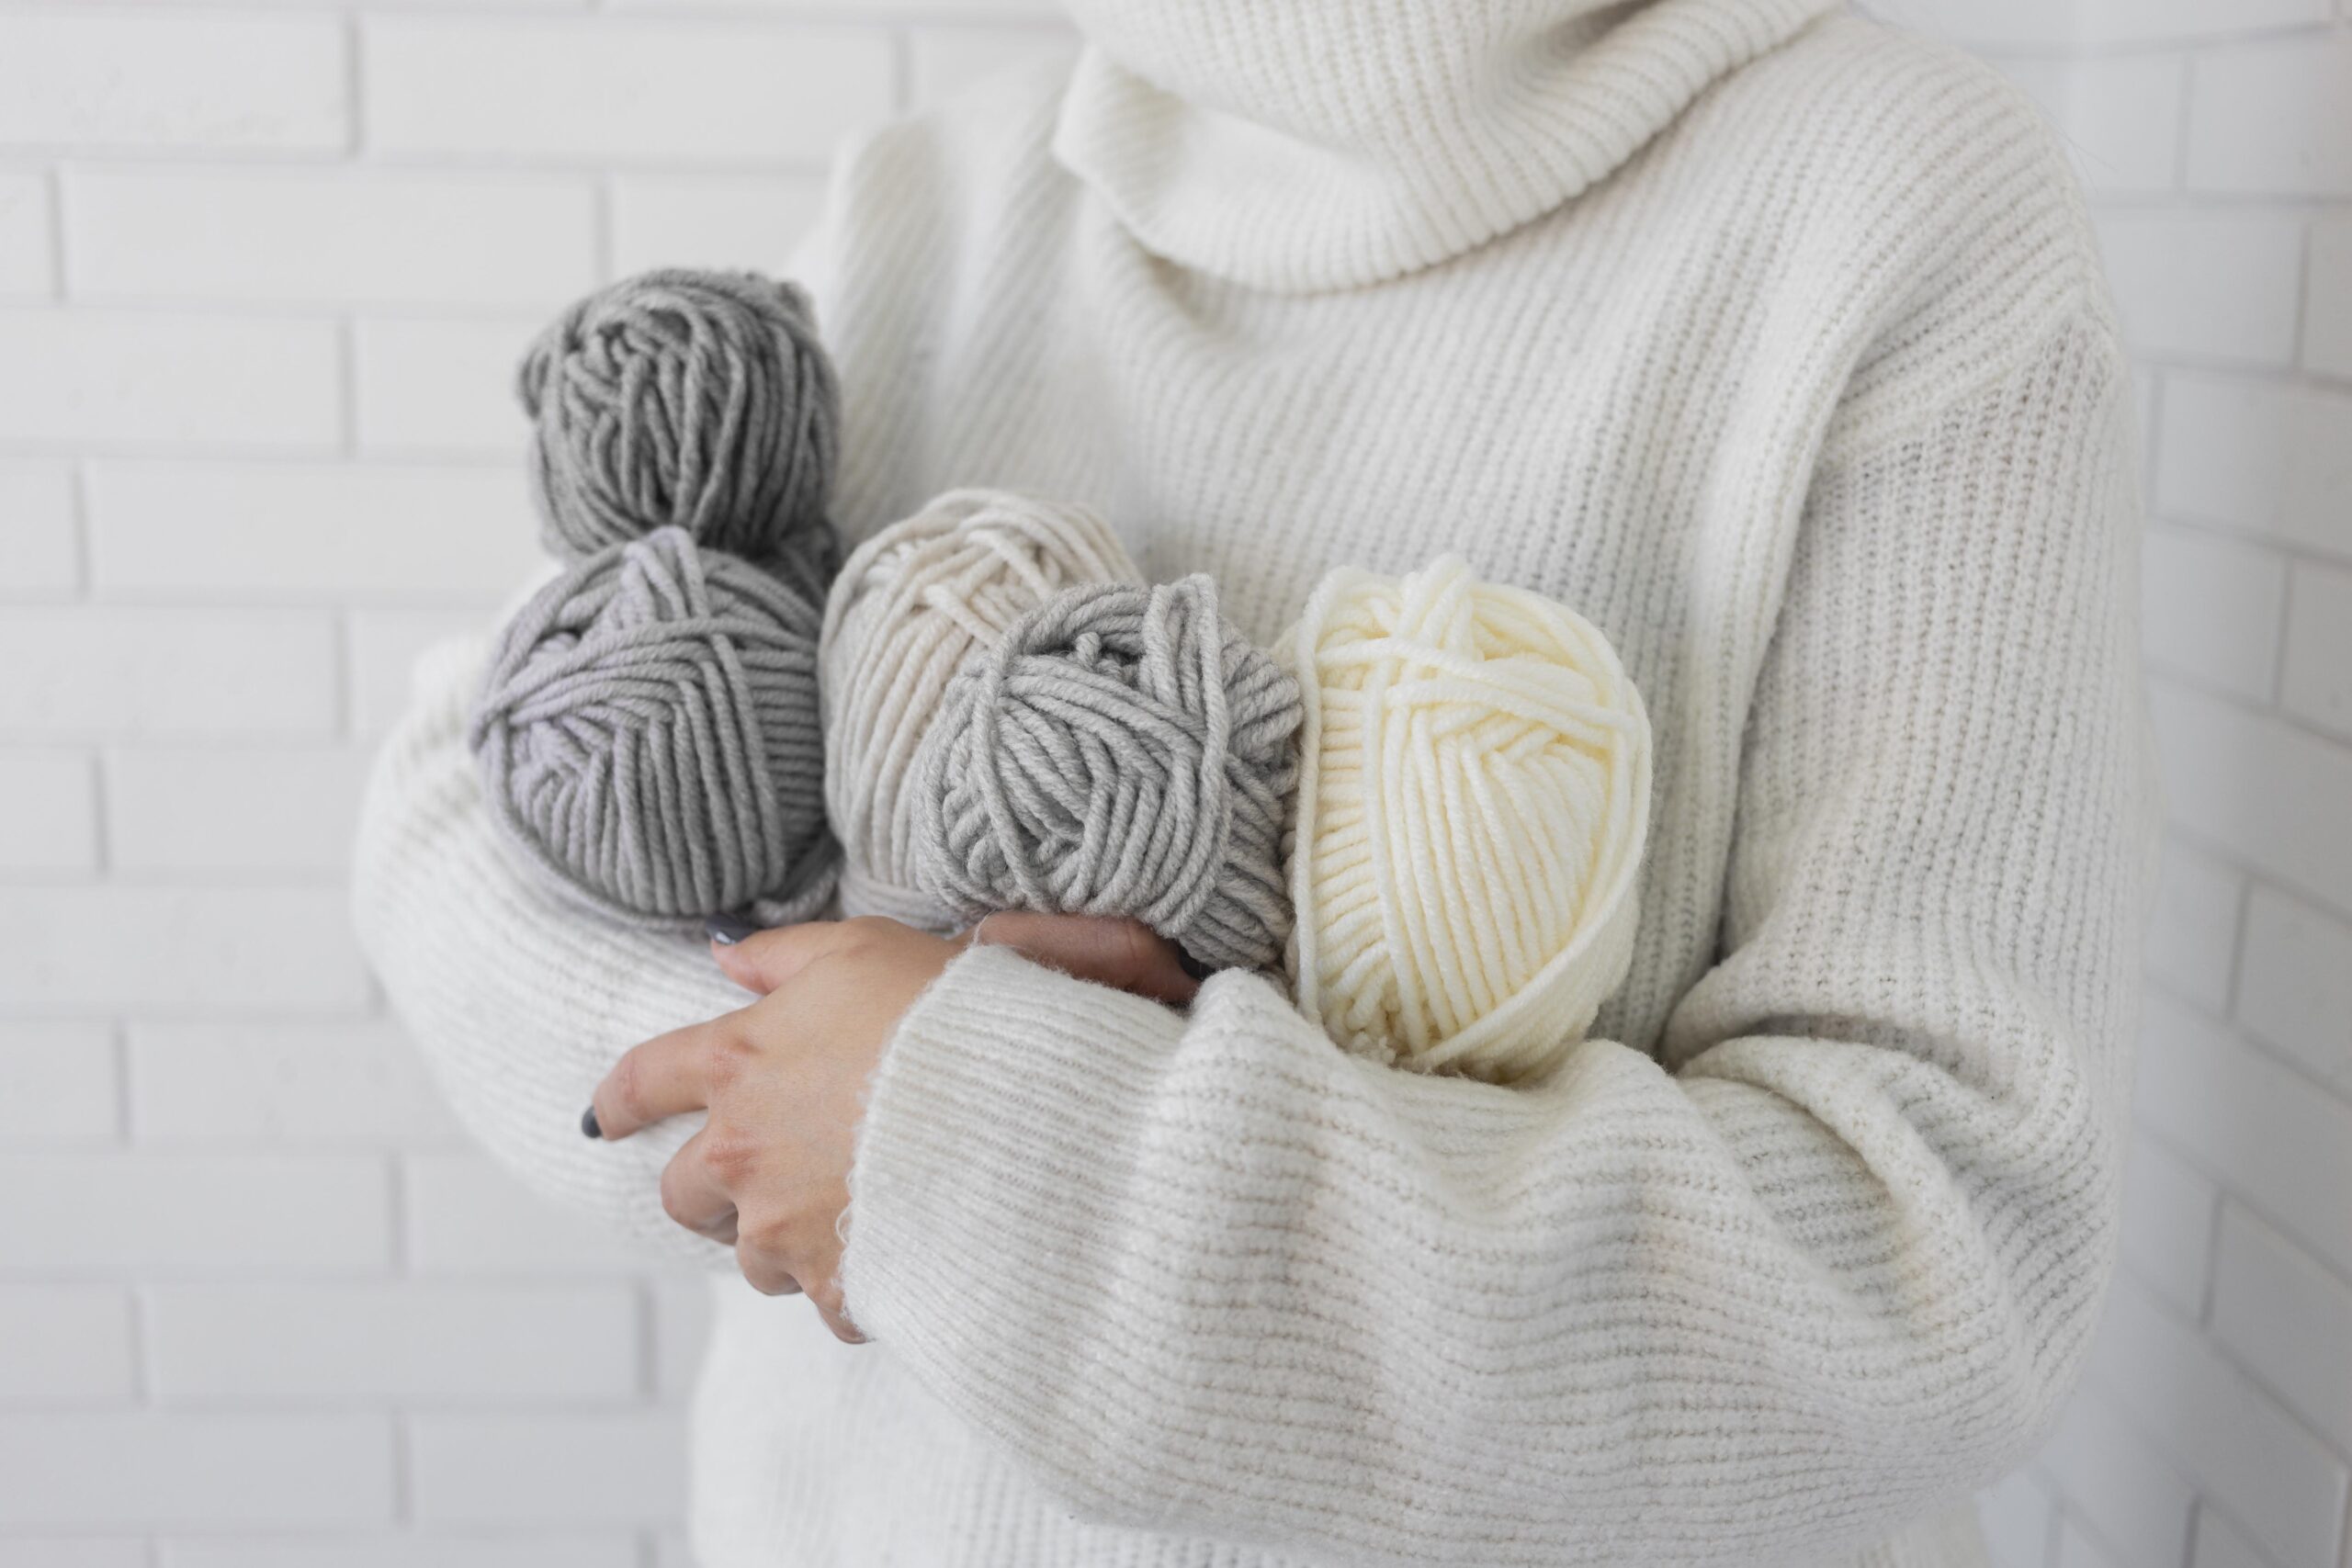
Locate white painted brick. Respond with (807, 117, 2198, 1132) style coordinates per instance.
(1977, 1467, 2055, 1568)
(354, 319, 535, 456)
(2211, 1204, 2352, 1454)
(87, 461, 538, 604)
(2156, 371, 2352, 558)
(608, 175, 826, 278)
(2189, 1507, 2276, 1568)
(2120, 1131, 2220, 1318)
(0, 607, 334, 739)
(2188, 35, 2352, 197)
(0, 1153, 389, 1273)
(411, 1413, 687, 1525)
(404, 1152, 651, 1275)
(0, 461, 78, 595)
(365, 18, 893, 163)
(1924, 0, 2330, 48)
(2238, 885, 2352, 1092)
(2310, 215, 2352, 379)
(0, 1543, 146, 1568)
(2148, 679, 2352, 916)
(0, 1414, 390, 1528)
(2145, 838, 2244, 1011)
(2138, 989, 2352, 1280)
(0, 170, 51, 298)
(0, 1022, 118, 1142)
(162, 1540, 641, 1568)
(0, 886, 370, 1014)
(2086, 1276, 2349, 1568)
(0, 310, 340, 450)
(2281, 561, 2352, 740)
(0, 14, 345, 153)
(2051, 1519, 2126, 1568)
(349, 611, 486, 738)
(2094, 212, 2305, 365)
(1997, 54, 2186, 197)
(0, 1286, 135, 1402)
(2036, 1388, 2197, 1568)
(130, 1019, 463, 1145)
(907, 27, 1078, 110)
(149, 1281, 638, 1403)
(0, 749, 96, 872)
(652, 1274, 714, 1400)
(2141, 523, 2286, 700)
(67, 168, 597, 310)
(107, 746, 369, 874)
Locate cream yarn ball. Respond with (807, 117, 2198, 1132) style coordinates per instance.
(1284, 556, 1652, 1084)
(818, 489, 1142, 927)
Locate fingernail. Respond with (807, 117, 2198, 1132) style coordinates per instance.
(706, 913, 758, 946)
(1176, 946, 1215, 982)
(580, 1105, 603, 1140)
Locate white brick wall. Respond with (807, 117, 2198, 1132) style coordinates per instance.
(0, 2, 2344, 1564)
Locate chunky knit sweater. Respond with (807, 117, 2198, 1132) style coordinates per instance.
(353, 2, 2154, 1563)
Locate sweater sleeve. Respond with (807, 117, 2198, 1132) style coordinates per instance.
(837, 310, 2154, 1565)
(351, 633, 740, 1269)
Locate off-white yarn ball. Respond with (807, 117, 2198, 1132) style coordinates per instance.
(1284, 556, 1652, 1084)
(818, 489, 1143, 927)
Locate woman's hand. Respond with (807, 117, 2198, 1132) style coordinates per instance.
(587, 913, 1198, 1341)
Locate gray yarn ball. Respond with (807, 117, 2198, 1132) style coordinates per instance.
(914, 574, 1302, 972)
(517, 269, 840, 562)
(471, 526, 837, 930)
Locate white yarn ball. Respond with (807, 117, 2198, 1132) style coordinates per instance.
(1284, 556, 1652, 1084)
(818, 489, 1143, 927)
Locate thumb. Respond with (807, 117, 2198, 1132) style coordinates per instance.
(972, 913, 1201, 1008)
(709, 919, 854, 996)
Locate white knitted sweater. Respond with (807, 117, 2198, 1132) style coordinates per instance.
(353, 2, 2154, 1563)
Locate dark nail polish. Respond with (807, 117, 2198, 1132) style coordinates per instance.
(1176, 946, 1215, 982)
(706, 913, 759, 946)
(580, 1105, 603, 1140)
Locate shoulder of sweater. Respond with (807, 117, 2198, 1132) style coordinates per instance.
(1700, 15, 2122, 463)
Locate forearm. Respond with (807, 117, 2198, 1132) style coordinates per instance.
(352, 634, 739, 1267)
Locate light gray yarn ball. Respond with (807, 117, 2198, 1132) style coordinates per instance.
(471, 526, 837, 930)
(517, 269, 839, 562)
(914, 574, 1302, 972)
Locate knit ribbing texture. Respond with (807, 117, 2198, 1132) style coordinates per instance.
(1286, 557, 1650, 1082)
(819, 489, 1143, 926)
(916, 574, 1302, 971)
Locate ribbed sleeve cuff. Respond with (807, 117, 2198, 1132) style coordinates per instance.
(840, 942, 1182, 1415)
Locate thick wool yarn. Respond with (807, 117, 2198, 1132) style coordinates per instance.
(517, 269, 839, 561)
(1285, 557, 1651, 1082)
(916, 575, 1301, 972)
(818, 490, 1142, 927)
(471, 528, 833, 931)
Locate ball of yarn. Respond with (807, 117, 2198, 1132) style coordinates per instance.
(1285, 557, 1651, 1084)
(471, 526, 836, 930)
(915, 574, 1303, 972)
(517, 269, 839, 561)
(819, 490, 1143, 928)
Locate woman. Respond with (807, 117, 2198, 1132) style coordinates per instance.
(355, 0, 2154, 1562)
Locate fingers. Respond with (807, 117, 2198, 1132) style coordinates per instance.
(712, 917, 893, 996)
(973, 912, 1201, 1007)
(591, 1016, 734, 1141)
(658, 1128, 741, 1247)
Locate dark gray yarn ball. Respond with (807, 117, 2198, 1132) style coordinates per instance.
(517, 269, 839, 562)
(913, 575, 1302, 972)
(471, 527, 837, 930)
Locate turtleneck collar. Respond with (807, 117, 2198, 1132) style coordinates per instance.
(1050, 0, 1841, 293)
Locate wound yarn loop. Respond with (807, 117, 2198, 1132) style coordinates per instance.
(819, 490, 1143, 928)
(517, 269, 838, 561)
(1286, 556, 1651, 1083)
(917, 574, 1302, 972)
(472, 528, 835, 931)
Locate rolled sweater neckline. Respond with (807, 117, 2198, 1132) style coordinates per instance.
(1049, 0, 1844, 293)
